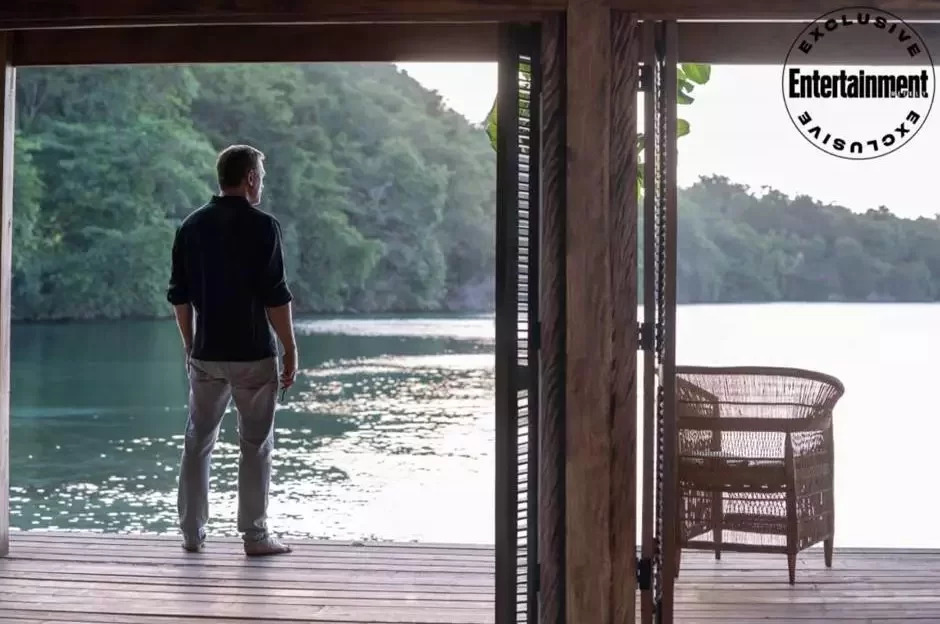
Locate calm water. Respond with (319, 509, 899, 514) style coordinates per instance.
(9, 304, 939, 547)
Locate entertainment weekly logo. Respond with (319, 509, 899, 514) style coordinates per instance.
(782, 7, 936, 160)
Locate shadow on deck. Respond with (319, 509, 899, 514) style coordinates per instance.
(1, 531, 937, 622)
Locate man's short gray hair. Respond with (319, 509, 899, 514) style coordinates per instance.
(216, 144, 264, 189)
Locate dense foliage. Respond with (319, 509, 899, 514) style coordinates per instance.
(670, 176, 940, 303)
(13, 64, 495, 321)
(10, 64, 940, 321)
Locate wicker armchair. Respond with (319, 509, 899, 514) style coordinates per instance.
(674, 366, 845, 584)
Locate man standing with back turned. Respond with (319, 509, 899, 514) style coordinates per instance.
(167, 144, 297, 556)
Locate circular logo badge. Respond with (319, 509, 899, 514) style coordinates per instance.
(782, 7, 935, 160)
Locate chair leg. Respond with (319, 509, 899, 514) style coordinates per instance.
(824, 490, 835, 569)
(712, 492, 722, 561)
(675, 546, 681, 578)
(784, 436, 797, 585)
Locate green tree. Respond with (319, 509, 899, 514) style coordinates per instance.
(672, 175, 940, 304)
(15, 67, 214, 320)
(15, 61, 940, 320)
(12, 62, 498, 319)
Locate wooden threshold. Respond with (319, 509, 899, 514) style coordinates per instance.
(2, 531, 940, 622)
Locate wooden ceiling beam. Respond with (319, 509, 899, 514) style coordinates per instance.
(16, 20, 940, 67)
(676, 21, 940, 64)
(617, 0, 940, 20)
(11, 23, 499, 66)
(0, 0, 560, 30)
(5, 0, 940, 29)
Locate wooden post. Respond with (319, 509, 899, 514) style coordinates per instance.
(538, 12, 567, 624)
(0, 31, 14, 558)
(660, 22, 679, 619)
(610, 11, 640, 624)
(565, 1, 638, 622)
(640, 20, 657, 624)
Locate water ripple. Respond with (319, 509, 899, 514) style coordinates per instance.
(10, 324, 496, 543)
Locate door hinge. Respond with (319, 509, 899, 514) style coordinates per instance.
(638, 64, 651, 92)
(637, 556, 652, 590)
(638, 322, 653, 351)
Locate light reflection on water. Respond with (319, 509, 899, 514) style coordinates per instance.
(14, 305, 938, 548)
(10, 316, 496, 543)
(296, 315, 495, 341)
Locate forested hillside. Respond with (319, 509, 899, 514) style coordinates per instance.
(671, 175, 940, 303)
(10, 64, 940, 322)
(13, 64, 495, 321)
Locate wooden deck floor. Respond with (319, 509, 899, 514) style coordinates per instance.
(1, 531, 938, 622)
(670, 547, 940, 622)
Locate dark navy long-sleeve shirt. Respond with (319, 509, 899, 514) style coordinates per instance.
(167, 195, 292, 361)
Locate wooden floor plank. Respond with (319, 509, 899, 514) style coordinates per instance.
(0, 559, 493, 589)
(0, 578, 491, 605)
(0, 571, 493, 597)
(12, 538, 494, 562)
(1, 552, 493, 571)
(14, 529, 492, 551)
(4, 532, 940, 622)
(0, 578, 492, 608)
(0, 616, 341, 624)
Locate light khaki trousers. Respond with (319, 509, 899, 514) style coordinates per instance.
(177, 356, 279, 544)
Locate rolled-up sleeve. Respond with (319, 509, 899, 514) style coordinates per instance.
(260, 218, 293, 307)
(167, 225, 190, 305)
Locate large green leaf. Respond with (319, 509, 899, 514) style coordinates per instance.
(485, 100, 497, 151)
(677, 118, 690, 138)
(678, 79, 695, 105)
(485, 62, 532, 152)
(681, 63, 711, 85)
(487, 63, 710, 153)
